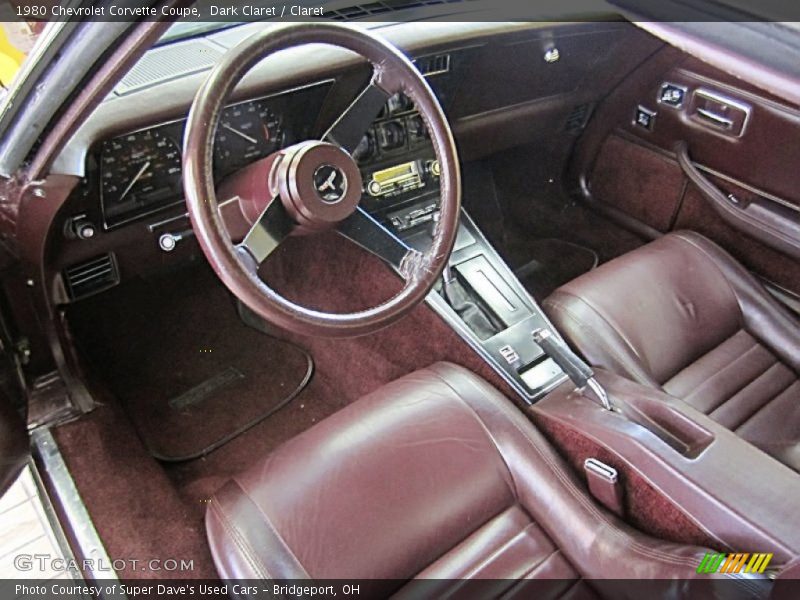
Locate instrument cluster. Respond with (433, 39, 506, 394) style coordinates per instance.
(93, 82, 329, 229)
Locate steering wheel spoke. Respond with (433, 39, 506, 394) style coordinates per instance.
(336, 207, 415, 272)
(323, 81, 390, 154)
(237, 197, 295, 265)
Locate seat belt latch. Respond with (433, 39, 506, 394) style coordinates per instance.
(584, 458, 625, 517)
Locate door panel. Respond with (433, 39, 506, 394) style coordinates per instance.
(590, 134, 684, 233)
(573, 46, 800, 297)
(674, 184, 800, 297)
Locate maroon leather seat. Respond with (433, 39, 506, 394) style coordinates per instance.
(205, 362, 757, 596)
(544, 231, 800, 472)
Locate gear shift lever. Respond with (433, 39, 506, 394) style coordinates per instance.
(441, 263, 502, 340)
(532, 329, 612, 410)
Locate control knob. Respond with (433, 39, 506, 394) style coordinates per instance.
(65, 215, 97, 241)
(353, 132, 376, 163)
(426, 159, 441, 177)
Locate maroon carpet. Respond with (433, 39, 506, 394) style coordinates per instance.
(57, 231, 516, 578)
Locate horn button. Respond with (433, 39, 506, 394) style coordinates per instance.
(276, 141, 363, 233)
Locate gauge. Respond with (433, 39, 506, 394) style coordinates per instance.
(100, 129, 182, 226)
(214, 100, 284, 173)
(407, 114, 429, 142)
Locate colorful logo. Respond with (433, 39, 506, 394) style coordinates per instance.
(697, 553, 773, 574)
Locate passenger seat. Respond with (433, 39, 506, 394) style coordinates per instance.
(543, 231, 800, 473)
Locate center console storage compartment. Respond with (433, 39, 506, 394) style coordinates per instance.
(454, 255, 527, 329)
(531, 370, 800, 560)
(424, 211, 568, 401)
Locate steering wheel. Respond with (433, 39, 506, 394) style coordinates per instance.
(183, 23, 461, 338)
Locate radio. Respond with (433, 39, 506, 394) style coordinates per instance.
(365, 159, 439, 199)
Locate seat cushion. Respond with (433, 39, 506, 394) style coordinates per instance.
(544, 231, 800, 471)
(205, 362, 758, 597)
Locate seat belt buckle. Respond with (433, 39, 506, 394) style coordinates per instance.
(584, 458, 625, 517)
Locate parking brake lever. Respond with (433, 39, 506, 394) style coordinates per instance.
(532, 329, 612, 411)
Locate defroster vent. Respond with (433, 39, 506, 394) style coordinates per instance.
(326, 0, 469, 20)
(115, 39, 223, 96)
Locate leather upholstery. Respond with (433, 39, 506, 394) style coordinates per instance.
(544, 231, 800, 472)
(206, 362, 760, 597)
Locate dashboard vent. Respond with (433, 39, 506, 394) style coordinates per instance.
(63, 254, 119, 301)
(564, 103, 594, 133)
(116, 39, 223, 96)
(414, 53, 451, 77)
(326, 0, 467, 20)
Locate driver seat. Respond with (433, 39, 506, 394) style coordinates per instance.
(205, 362, 758, 596)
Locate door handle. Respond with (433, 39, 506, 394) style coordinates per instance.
(695, 107, 734, 130)
(689, 88, 750, 137)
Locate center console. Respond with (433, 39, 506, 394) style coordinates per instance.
(531, 370, 800, 561)
(360, 95, 567, 403)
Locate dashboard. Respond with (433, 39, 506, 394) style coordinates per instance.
(82, 84, 443, 249)
(46, 20, 641, 304)
(87, 78, 442, 235)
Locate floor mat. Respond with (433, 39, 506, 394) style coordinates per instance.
(67, 265, 313, 461)
(511, 238, 599, 300)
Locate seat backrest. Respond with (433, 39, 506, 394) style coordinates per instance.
(544, 231, 800, 387)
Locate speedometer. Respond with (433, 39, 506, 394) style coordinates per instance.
(214, 100, 284, 174)
(100, 129, 182, 227)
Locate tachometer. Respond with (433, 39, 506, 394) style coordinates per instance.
(100, 129, 182, 227)
(214, 100, 283, 173)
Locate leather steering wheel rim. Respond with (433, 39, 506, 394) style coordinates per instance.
(183, 23, 461, 338)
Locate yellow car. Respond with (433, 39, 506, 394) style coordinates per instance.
(0, 24, 25, 87)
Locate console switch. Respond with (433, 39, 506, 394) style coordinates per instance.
(388, 202, 438, 231)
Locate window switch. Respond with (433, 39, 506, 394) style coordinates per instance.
(633, 105, 656, 131)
